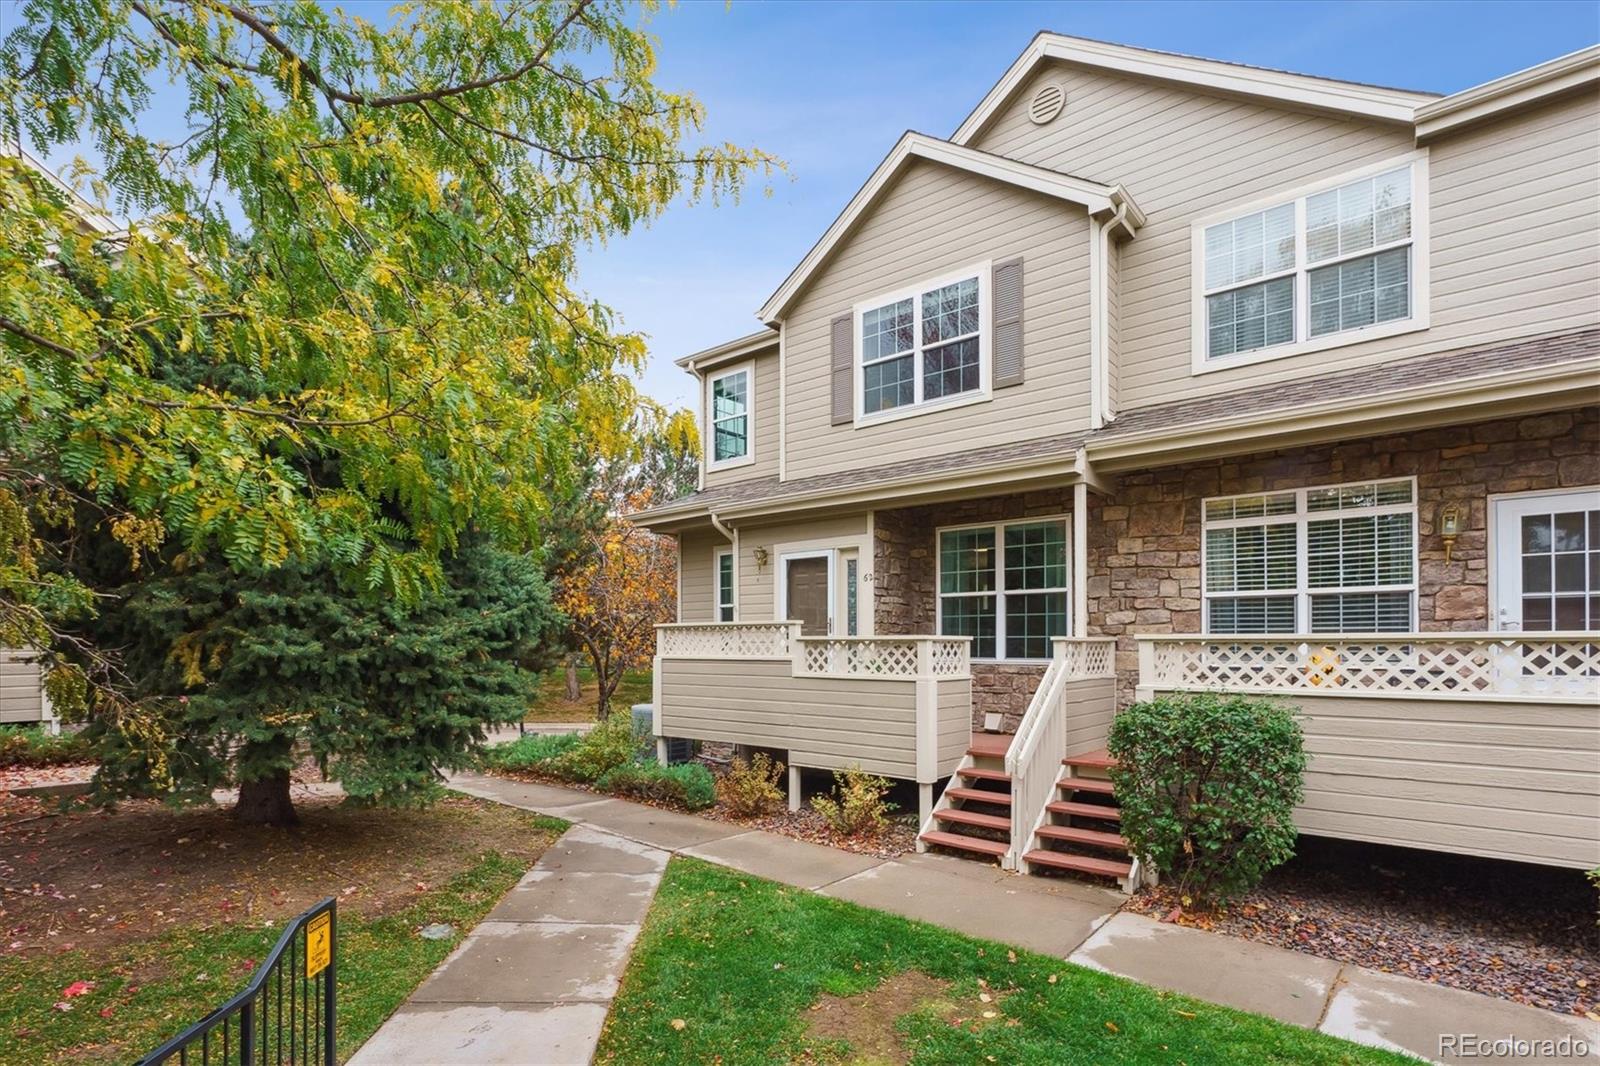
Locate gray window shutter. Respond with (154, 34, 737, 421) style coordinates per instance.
(830, 313, 854, 425)
(992, 256, 1024, 388)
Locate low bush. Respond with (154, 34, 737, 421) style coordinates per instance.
(1108, 691, 1306, 909)
(547, 713, 638, 783)
(482, 731, 582, 771)
(0, 727, 92, 769)
(596, 761, 716, 810)
(716, 751, 785, 817)
(810, 766, 896, 836)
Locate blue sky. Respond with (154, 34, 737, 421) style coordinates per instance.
(589, 0, 1599, 408)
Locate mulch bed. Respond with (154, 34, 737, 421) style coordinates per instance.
(1125, 836, 1600, 1018)
(491, 764, 916, 858)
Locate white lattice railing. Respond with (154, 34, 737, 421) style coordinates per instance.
(656, 622, 797, 660)
(796, 637, 971, 679)
(1054, 637, 1117, 680)
(1138, 633, 1600, 702)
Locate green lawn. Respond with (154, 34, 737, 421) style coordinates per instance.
(597, 858, 1412, 1066)
(526, 663, 652, 723)
(0, 818, 567, 1064)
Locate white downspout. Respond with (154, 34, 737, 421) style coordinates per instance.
(709, 511, 738, 621)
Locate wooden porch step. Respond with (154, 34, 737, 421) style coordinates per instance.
(1037, 824, 1128, 850)
(1056, 776, 1115, 796)
(945, 787, 1013, 807)
(934, 807, 1011, 831)
(1063, 749, 1117, 771)
(957, 767, 1012, 784)
(1047, 800, 1121, 821)
(921, 830, 1008, 857)
(1023, 849, 1132, 879)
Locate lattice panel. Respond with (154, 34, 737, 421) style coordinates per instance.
(657, 624, 793, 659)
(1144, 637, 1600, 700)
(927, 640, 970, 677)
(1055, 638, 1116, 679)
(801, 639, 920, 677)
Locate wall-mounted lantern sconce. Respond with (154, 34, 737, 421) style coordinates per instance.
(1438, 503, 1463, 563)
(753, 546, 770, 571)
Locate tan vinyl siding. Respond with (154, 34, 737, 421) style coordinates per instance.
(972, 65, 1599, 409)
(783, 160, 1091, 481)
(659, 658, 919, 777)
(738, 513, 870, 622)
(0, 648, 45, 724)
(1149, 688, 1599, 869)
(937, 677, 972, 767)
(1060, 676, 1117, 755)
(676, 527, 730, 623)
(704, 346, 780, 489)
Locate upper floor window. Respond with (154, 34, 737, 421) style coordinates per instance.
(1203, 478, 1417, 635)
(1192, 153, 1428, 373)
(706, 362, 754, 470)
(856, 265, 989, 423)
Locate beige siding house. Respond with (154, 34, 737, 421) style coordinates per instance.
(635, 34, 1600, 890)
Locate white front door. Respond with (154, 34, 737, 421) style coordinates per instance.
(1491, 487, 1600, 632)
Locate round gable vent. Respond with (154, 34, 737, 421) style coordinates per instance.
(1027, 83, 1066, 125)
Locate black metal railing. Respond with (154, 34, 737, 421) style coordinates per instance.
(138, 897, 337, 1065)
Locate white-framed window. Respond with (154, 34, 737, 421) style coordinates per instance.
(937, 517, 1068, 660)
(1191, 151, 1429, 374)
(855, 263, 991, 425)
(706, 361, 754, 470)
(714, 548, 735, 622)
(1202, 477, 1419, 634)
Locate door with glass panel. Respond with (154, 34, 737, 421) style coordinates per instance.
(1492, 488, 1600, 632)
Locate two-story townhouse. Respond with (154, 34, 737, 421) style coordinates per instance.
(633, 35, 1600, 889)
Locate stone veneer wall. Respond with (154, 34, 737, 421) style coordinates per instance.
(1089, 407, 1600, 705)
(874, 488, 1074, 731)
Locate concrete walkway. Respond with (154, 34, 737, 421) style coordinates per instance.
(352, 823, 667, 1065)
(361, 772, 1598, 1065)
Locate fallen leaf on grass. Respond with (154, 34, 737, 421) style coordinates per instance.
(1105, 1021, 1120, 1033)
(60, 981, 94, 998)
(1174, 1009, 1196, 1019)
(670, 1019, 686, 1031)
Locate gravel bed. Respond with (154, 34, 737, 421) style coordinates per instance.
(1125, 836, 1600, 1017)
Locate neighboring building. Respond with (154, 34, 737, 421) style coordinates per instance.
(633, 35, 1600, 888)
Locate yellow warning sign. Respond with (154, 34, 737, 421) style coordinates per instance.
(306, 912, 331, 979)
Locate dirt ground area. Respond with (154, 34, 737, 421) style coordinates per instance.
(0, 789, 557, 960)
(804, 970, 1013, 1064)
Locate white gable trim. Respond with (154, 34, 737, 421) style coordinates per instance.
(756, 132, 1138, 324)
(1415, 45, 1600, 143)
(950, 34, 1435, 146)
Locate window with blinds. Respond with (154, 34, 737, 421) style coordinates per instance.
(1203, 479, 1417, 635)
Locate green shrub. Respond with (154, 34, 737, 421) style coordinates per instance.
(810, 766, 895, 837)
(482, 731, 582, 771)
(716, 752, 786, 816)
(547, 713, 638, 783)
(596, 761, 715, 810)
(0, 726, 92, 769)
(1108, 692, 1306, 908)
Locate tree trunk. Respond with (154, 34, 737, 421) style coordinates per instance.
(233, 769, 298, 826)
(564, 658, 581, 702)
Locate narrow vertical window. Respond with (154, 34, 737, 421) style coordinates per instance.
(715, 549, 734, 622)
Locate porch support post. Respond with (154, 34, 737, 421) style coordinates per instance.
(652, 652, 668, 763)
(1073, 481, 1089, 639)
(788, 764, 802, 812)
(918, 783, 934, 833)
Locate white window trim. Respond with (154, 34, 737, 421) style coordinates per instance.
(935, 514, 1071, 663)
(1200, 477, 1420, 634)
(705, 360, 755, 472)
(1189, 150, 1431, 375)
(713, 547, 735, 622)
(853, 261, 993, 428)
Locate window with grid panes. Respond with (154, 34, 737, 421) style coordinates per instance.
(938, 519, 1068, 659)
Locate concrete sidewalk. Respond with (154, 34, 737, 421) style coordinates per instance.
(351, 824, 668, 1065)
(371, 772, 1597, 1065)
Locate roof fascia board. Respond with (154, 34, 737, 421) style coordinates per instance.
(717, 458, 1084, 522)
(1415, 45, 1600, 143)
(673, 329, 778, 371)
(756, 132, 1120, 324)
(1087, 359, 1600, 469)
(951, 34, 1432, 146)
